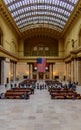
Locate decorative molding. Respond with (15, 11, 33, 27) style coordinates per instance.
(0, 45, 17, 61)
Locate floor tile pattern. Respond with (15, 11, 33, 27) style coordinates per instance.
(0, 85, 81, 130)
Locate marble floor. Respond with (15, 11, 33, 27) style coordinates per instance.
(0, 87, 81, 130)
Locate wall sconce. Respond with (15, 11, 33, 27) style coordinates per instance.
(26, 71, 29, 75)
(53, 71, 57, 76)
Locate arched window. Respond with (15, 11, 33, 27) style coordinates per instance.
(32, 45, 50, 56)
(24, 39, 58, 56)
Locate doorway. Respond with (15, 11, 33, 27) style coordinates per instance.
(39, 73, 44, 80)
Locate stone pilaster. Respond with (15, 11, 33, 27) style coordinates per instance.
(28, 63, 33, 79)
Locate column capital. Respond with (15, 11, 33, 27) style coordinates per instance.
(10, 60, 17, 64)
(65, 60, 71, 64)
(14, 61, 17, 64)
(0, 57, 5, 60)
(77, 57, 81, 61)
(71, 57, 77, 61)
(49, 62, 55, 65)
(27, 62, 33, 65)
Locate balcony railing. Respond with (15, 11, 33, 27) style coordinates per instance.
(24, 51, 58, 56)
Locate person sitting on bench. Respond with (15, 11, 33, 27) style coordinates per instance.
(20, 92, 29, 99)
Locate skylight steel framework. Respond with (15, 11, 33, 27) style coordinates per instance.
(3, 0, 78, 32)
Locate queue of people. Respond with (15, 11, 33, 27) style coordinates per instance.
(37, 83, 47, 90)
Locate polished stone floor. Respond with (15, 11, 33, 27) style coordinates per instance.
(0, 86, 81, 130)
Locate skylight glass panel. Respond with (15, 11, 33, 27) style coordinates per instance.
(3, 0, 78, 32)
(21, 17, 64, 27)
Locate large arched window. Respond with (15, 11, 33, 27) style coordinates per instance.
(24, 39, 58, 56)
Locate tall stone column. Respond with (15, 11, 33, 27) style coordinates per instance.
(10, 61, 13, 81)
(37, 72, 39, 80)
(30, 63, 33, 79)
(68, 62, 71, 81)
(1, 59, 5, 84)
(51, 63, 53, 80)
(66, 62, 71, 81)
(71, 59, 74, 83)
(28, 63, 33, 79)
(71, 58, 77, 83)
(13, 62, 17, 82)
(73, 58, 77, 83)
(50, 63, 52, 80)
(0, 58, 10, 84)
(43, 73, 45, 80)
(77, 58, 81, 85)
(65, 63, 68, 80)
(29, 63, 31, 79)
(76, 58, 79, 83)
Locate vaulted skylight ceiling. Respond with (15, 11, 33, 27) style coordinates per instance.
(3, 0, 78, 32)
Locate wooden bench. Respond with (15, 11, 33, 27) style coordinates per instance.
(12, 88, 34, 94)
(5, 89, 30, 99)
(51, 92, 80, 99)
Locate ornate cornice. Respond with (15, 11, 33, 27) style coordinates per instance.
(1, 43, 81, 63)
(0, 45, 64, 62)
(0, 45, 17, 61)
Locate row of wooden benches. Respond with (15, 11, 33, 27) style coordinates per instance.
(51, 92, 81, 99)
(5, 88, 34, 99)
(48, 88, 81, 99)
